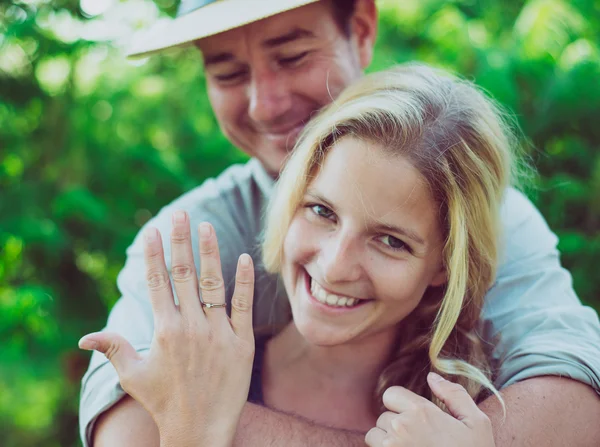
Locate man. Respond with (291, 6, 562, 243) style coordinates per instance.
(80, 1, 600, 446)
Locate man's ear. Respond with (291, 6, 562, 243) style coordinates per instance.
(349, 0, 378, 69)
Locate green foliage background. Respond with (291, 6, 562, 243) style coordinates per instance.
(1, 0, 599, 445)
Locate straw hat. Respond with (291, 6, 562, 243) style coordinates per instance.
(127, 0, 321, 59)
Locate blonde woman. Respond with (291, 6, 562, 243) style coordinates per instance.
(80, 64, 515, 446)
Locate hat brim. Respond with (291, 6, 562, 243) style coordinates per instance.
(126, 0, 321, 59)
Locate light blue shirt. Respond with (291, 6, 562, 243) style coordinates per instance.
(79, 158, 600, 446)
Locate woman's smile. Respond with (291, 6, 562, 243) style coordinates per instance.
(304, 269, 374, 312)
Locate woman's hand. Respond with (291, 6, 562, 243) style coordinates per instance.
(365, 373, 495, 447)
(78, 212, 255, 447)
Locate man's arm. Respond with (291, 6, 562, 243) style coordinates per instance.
(92, 377, 600, 447)
(480, 376, 600, 447)
(484, 190, 600, 393)
(92, 397, 158, 447)
(234, 402, 365, 447)
(478, 189, 600, 446)
(93, 396, 366, 447)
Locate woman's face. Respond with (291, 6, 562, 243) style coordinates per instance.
(281, 137, 447, 347)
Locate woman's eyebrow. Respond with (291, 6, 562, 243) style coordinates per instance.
(306, 190, 425, 245)
(305, 190, 336, 209)
(372, 221, 425, 246)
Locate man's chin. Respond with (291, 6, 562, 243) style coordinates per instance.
(256, 143, 297, 177)
(267, 124, 305, 147)
(260, 154, 290, 178)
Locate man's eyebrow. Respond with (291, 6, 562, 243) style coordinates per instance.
(263, 28, 315, 48)
(203, 52, 235, 67)
(203, 28, 314, 66)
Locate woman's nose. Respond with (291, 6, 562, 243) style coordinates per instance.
(318, 232, 363, 286)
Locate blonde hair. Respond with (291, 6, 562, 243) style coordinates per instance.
(263, 63, 520, 412)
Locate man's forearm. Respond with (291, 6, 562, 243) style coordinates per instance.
(93, 396, 160, 447)
(479, 376, 600, 447)
(94, 376, 600, 447)
(234, 402, 365, 447)
(92, 396, 365, 447)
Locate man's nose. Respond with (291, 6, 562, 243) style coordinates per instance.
(318, 231, 363, 286)
(247, 69, 293, 123)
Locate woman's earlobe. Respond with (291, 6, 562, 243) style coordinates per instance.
(430, 269, 448, 287)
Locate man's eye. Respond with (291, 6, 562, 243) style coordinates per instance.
(379, 235, 408, 251)
(214, 71, 247, 82)
(310, 204, 335, 220)
(279, 51, 309, 66)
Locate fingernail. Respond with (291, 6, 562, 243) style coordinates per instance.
(239, 254, 251, 268)
(199, 222, 211, 239)
(145, 227, 158, 242)
(428, 372, 444, 383)
(78, 336, 97, 351)
(173, 211, 186, 225)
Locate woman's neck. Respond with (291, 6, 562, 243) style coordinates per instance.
(268, 323, 396, 383)
(262, 322, 398, 430)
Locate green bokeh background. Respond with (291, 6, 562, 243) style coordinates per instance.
(1, 0, 599, 445)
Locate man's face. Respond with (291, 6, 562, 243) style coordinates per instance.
(196, 1, 375, 176)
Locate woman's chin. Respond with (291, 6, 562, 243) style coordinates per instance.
(293, 318, 353, 347)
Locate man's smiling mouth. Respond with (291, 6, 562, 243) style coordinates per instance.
(262, 122, 305, 143)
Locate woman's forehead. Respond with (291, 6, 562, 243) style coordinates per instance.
(308, 138, 441, 240)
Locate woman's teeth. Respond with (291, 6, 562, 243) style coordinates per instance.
(310, 278, 361, 308)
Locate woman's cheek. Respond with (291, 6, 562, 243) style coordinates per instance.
(369, 260, 424, 306)
(283, 215, 319, 265)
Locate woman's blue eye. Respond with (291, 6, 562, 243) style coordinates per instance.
(310, 204, 334, 220)
(380, 235, 407, 251)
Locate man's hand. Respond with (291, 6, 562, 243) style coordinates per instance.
(365, 373, 495, 447)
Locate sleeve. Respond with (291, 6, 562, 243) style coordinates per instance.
(78, 227, 153, 447)
(482, 188, 600, 394)
(78, 190, 248, 447)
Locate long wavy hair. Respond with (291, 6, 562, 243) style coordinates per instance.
(262, 63, 522, 412)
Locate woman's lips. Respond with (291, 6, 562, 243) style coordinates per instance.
(302, 269, 372, 313)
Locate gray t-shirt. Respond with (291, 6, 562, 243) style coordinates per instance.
(79, 158, 600, 446)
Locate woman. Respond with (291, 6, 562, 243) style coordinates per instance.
(80, 63, 519, 446)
